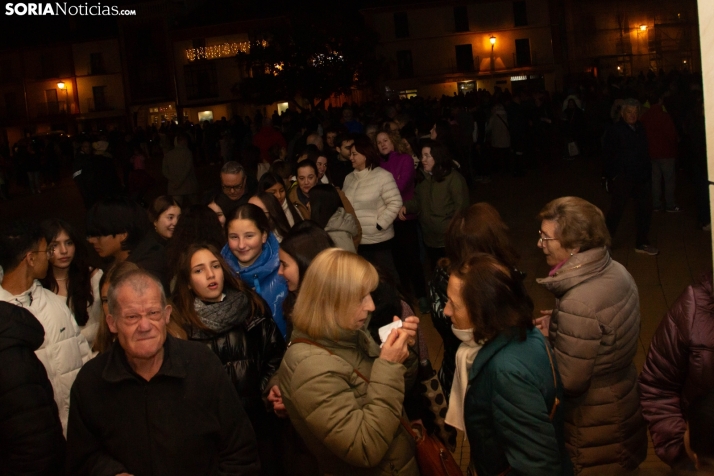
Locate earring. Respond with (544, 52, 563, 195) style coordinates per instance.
(570, 252, 574, 256)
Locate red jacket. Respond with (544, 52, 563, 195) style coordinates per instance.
(638, 272, 714, 467)
(640, 104, 678, 160)
(252, 126, 286, 163)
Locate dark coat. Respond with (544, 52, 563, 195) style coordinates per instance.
(127, 230, 170, 292)
(188, 289, 286, 428)
(66, 335, 260, 476)
(465, 327, 573, 476)
(428, 265, 459, 399)
(639, 272, 714, 467)
(0, 302, 65, 476)
(603, 119, 651, 182)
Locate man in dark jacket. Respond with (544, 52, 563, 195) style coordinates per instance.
(215, 161, 256, 218)
(0, 302, 65, 475)
(603, 98, 658, 255)
(66, 270, 260, 476)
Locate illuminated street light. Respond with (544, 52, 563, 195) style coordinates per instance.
(639, 25, 647, 31)
(490, 36, 496, 72)
(490, 36, 496, 46)
(57, 81, 66, 89)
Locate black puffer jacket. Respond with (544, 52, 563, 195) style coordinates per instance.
(188, 288, 286, 423)
(0, 302, 65, 475)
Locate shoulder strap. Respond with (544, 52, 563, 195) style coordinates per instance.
(290, 337, 371, 383)
(543, 340, 560, 421)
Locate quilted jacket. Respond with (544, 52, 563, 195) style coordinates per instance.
(342, 167, 402, 245)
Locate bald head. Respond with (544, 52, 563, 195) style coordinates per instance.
(107, 270, 166, 317)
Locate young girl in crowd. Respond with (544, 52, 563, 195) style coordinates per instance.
(258, 172, 303, 227)
(172, 243, 286, 476)
(308, 184, 359, 252)
(205, 192, 226, 228)
(41, 219, 102, 348)
(148, 195, 181, 241)
(249, 191, 292, 242)
(221, 203, 288, 338)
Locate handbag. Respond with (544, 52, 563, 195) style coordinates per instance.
(290, 338, 463, 476)
(417, 360, 458, 452)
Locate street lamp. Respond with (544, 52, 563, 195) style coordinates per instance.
(57, 81, 68, 113)
(57, 81, 65, 89)
(490, 36, 496, 72)
(639, 24, 647, 31)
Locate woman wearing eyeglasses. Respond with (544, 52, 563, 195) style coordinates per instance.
(535, 197, 647, 475)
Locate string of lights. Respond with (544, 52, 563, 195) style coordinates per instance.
(185, 40, 268, 62)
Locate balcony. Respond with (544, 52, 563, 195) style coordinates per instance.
(32, 101, 77, 118)
(86, 96, 116, 112)
(513, 50, 539, 68)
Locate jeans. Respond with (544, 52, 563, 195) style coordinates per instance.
(651, 158, 677, 209)
(606, 177, 653, 247)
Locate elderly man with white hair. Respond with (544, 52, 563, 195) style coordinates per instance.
(603, 98, 658, 256)
(66, 270, 260, 476)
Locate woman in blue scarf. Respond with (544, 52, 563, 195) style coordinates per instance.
(221, 203, 288, 338)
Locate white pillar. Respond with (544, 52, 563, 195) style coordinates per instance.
(697, 0, 714, 269)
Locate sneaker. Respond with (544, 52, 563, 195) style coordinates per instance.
(666, 206, 681, 213)
(635, 244, 659, 256)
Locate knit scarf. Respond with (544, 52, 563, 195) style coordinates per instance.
(445, 326, 483, 432)
(191, 288, 250, 339)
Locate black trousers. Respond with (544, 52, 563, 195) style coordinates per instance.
(392, 219, 427, 300)
(358, 238, 400, 287)
(605, 177, 652, 247)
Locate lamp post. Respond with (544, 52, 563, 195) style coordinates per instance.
(490, 36, 496, 72)
(57, 81, 67, 113)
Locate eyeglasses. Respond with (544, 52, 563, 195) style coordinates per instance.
(222, 179, 246, 192)
(538, 231, 558, 246)
(30, 245, 55, 258)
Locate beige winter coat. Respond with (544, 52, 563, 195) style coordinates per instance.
(537, 247, 647, 475)
(279, 327, 419, 476)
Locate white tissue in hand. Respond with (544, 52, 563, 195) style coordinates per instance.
(378, 320, 403, 344)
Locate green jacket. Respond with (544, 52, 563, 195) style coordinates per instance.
(279, 326, 419, 476)
(464, 327, 573, 476)
(404, 170, 469, 248)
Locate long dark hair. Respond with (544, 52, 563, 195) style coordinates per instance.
(279, 221, 334, 319)
(171, 243, 265, 333)
(420, 139, 454, 182)
(258, 172, 304, 226)
(40, 220, 94, 326)
(254, 191, 292, 239)
(309, 184, 342, 229)
(166, 204, 226, 275)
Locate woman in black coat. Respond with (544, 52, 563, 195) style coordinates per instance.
(0, 302, 65, 475)
(171, 243, 286, 475)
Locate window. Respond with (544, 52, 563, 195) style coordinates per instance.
(455, 44, 474, 72)
(515, 39, 532, 66)
(93, 86, 108, 110)
(514, 1, 528, 27)
(454, 6, 469, 32)
(90, 53, 105, 74)
(394, 12, 409, 38)
(184, 62, 218, 99)
(45, 89, 59, 114)
(396, 50, 414, 78)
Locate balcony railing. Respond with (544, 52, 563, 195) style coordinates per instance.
(32, 101, 76, 118)
(86, 96, 116, 112)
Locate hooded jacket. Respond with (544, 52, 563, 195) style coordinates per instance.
(0, 302, 66, 475)
(188, 288, 286, 425)
(0, 280, 92, 434)
(405, 169, 469, 248)
(537, 247, 647, 475)
(279, 326, 419, 476)
(221, 233, 288, 339)
(639, 272, 714, 467)
(325, 207, 359, 253)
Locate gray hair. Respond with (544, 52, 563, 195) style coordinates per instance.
(622, 98, 640, 110)
(107, 269, 167, 317)
(221, 161, 245, 176)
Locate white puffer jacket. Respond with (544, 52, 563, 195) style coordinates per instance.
(0, 280, 92, 434)
(342, 167, 403, 245)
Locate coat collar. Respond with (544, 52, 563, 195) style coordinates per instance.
(467, 327, 542, 383)
(536, 247, 611, 298)
(291, 319, 381, 359)
(102, 335, 187, 383)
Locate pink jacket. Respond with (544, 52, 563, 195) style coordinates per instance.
(380, 151, 416, 220)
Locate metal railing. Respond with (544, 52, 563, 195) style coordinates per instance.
(32, 101, 75, 117)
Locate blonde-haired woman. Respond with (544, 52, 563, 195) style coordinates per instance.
(536, 196, 647, 475)
(279, 248, 420, 475)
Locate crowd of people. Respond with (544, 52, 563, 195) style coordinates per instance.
(0, 68, 713, 476)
